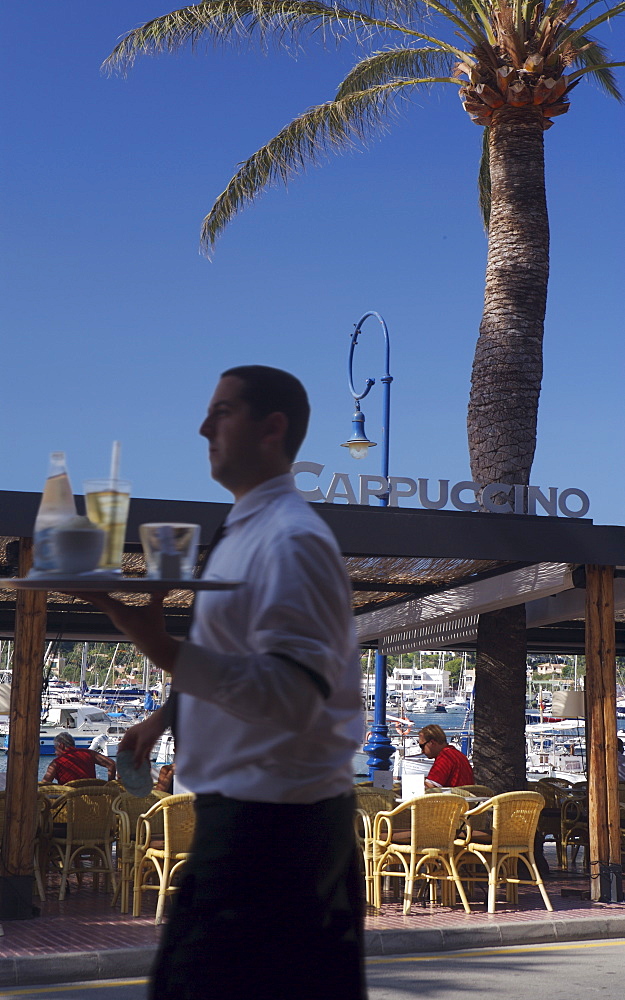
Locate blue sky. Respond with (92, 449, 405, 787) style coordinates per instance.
(2, 3, 624, 526)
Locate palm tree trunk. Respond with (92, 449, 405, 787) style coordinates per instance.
(468, 107, 548, 481)
(468, 107, 549, 791)
(473, 605, 528, 792)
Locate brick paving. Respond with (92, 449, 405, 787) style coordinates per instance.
(0, 845, 622, 958)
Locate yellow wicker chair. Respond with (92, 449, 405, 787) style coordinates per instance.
(65, 778, 108, 788)
(48, 787, 117, 900)
(354, 786, 397, 904)
(536, 778, 574, 867)
(38, 783, 67, 799)
(556, 786, 589, 870)
(103, 779, 124, 797)
(33, 791, 52, 900)
(111, 790, 168, 913)
(373, 793, 471, 915)
(133, 792, 196, 924)
(453, 785, 495, 798)
(455, 791, 553, 913)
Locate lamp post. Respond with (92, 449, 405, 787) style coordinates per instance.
(341, 311, 395, 778)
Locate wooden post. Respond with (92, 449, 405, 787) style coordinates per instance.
(0, 538, 47, 919)
(585, 564, 621, 902)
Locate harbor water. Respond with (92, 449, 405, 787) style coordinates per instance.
(1, 708, 472, 785)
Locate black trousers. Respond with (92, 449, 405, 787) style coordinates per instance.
(150, 792, 366, 1000)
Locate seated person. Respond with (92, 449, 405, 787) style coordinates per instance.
(418, 724, 474, 788)
(41, 731, 116, 784)
(155, 760, 175, 794)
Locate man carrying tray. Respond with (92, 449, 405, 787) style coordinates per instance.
(83, 366, 365, 1000)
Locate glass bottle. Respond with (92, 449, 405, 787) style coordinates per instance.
(32, 452, 77, 572)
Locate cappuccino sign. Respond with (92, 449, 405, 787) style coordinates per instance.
(292, 462, 590, 518)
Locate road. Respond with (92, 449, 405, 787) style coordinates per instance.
(0, 940, 624, 1000)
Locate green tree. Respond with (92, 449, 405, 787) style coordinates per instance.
(104, 1, 623, 791)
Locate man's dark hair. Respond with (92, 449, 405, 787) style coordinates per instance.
(222, 365, 310, 461)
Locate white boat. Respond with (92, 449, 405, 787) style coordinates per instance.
(407, 696, 436, 712)
(525, 720, 588, 781)
(37, 703, 133, 755)
(445, 693, 470, 713)
(153, 730, 175, 764)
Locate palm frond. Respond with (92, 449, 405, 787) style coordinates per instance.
(551, 1, 625, 58)
(404, 0, 485, 43)
(477, 124, 490, 230)
(200, 76, 458, 252)
(565, 0, 623, 30)
(365, 0, 476, 31)
(103, 0, 410, 74)
(464, 0, 498, 45)
(336, 46, 457, 97)
(567, 52, 625, 98)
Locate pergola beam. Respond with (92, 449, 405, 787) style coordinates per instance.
(585, 565, 621, 902)
(0, 539, 46, 919)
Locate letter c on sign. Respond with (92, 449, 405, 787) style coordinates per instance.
(482, 483, 513, 513)
(450, 481, 480, 512)
(291, 461, 325, 502)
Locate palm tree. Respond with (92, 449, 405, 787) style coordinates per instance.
(104, 1, 623, 791)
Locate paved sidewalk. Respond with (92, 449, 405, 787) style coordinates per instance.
(1, 850, 625, 988)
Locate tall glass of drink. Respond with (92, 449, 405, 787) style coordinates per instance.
(83, 479, 131, 573)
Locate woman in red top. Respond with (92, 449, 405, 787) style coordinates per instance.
(418, 724, 474, 788)
(41, 732, 116, 784)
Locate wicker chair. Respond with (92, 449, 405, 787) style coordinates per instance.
(38, 783, 68, 799)
(452, 785, 495, 798)
(536, 778, 574, 868)
(556, 786, 589, 870)
(111, 790, 168, 913)
(33, 791, 52, 900)
(48, 787, 117, 900)
(65, 778, 108, 788)
(133, 792, 196, 924)
(373, 793, 471, 915)
(354, 786, 397, 904)
(103, 780, 124, 797)
(455, 791, 553, 913)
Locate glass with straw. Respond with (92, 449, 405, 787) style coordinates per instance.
(83, 442, 131, 574)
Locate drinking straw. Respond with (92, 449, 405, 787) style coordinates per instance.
(109, 441, 121, 483)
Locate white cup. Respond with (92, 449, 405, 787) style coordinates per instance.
(51, 527, 106, 575)
(139, 523, 201, 579)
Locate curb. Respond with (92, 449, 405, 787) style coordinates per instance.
(364, 914, 625, 956)
(2, 917, 625, 988)
(0, 947, 158, 989)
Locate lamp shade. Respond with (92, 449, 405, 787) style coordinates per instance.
(551, 690, 585, 719)
(0, 682, 10, 715)
(341, 409, 376, 460)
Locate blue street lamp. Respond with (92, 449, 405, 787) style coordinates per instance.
(341, 311, 395, 778)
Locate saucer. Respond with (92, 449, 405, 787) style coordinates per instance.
(116, 750, 154, 797)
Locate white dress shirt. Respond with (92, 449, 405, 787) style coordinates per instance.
(172, 474, 363, 803)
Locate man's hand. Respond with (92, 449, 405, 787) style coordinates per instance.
(64, 591, 180, 673)
(118, 706, 169, 768)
